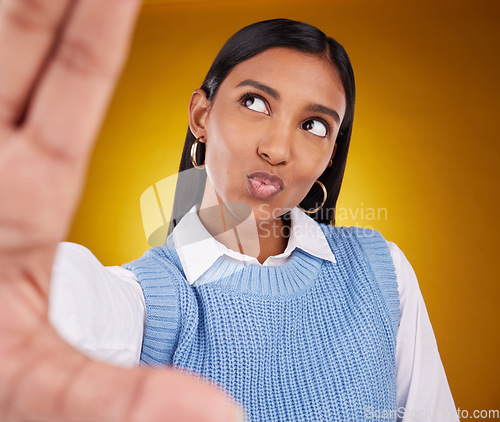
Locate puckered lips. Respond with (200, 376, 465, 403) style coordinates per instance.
(247, 171, 285, 200)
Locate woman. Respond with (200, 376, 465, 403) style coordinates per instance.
(50, 18, 458, 422)
(0, 2, 455, 421)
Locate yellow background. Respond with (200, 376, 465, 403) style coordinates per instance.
(67, 0, 500, 414)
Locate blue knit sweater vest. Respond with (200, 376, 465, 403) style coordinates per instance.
(123, 225, 401, 422)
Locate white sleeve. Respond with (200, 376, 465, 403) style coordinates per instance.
(48, 242, 146, 368)
(387, 241, 459, 422)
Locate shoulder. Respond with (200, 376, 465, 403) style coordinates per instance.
(318, 225, 413, 277)
(320, 225, 416, 297)
(383, 240, 423, 313)
(318, 223, 390, 253)
(51, 242, 143, 312)
(123, 235, 184, 275)
(49, 242, 145, 367)
(318, 223, 383, 237)
(53, 242, 139, 287)
(358, 235, 426, 335)
(319, 225, 402, 332)
(121, 235, 195, 290)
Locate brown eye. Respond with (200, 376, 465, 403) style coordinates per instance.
(241, 94, 269, 115)
(302, 119, 328, 138)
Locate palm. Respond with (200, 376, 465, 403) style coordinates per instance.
(0, 1, 240, 421)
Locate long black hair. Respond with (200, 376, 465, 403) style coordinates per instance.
(168, 18, 355, 235)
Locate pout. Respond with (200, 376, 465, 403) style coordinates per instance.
(247, 171, 284, 200)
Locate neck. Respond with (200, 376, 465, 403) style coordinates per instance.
(198, 180, 289, 264)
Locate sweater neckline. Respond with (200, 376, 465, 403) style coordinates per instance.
(192, 247, 325, 297)
(170, 205, 336, 285)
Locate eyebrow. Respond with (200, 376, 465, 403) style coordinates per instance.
(235, 79, 280, 100)
(305, 104, 341, 126)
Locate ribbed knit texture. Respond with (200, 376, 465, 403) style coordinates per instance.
(124, 225, 401, 422)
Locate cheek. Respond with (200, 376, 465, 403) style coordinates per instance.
(294, 143, 332, 181)
(207, 107, 244, 154)
(205, 106, 260, 167)
(204, 109, 254, 197)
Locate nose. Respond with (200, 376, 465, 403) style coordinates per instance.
(257, 121, 293, 166)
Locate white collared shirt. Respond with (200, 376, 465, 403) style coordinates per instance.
(172, 205, 337, 283)
(49, 207, 459, 422)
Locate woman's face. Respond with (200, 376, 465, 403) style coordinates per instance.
(190, 47, 346, 224)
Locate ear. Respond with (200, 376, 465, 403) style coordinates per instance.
(188, 89, 211, 142)
(331, 142, 338, 161)
(326, 142, 337, 169)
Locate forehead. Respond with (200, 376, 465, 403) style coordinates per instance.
(219, 47, 346, 112)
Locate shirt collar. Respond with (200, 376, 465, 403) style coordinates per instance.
(172, 205, 336, 285)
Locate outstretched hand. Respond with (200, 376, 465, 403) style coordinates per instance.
(0, 1, 242, 420)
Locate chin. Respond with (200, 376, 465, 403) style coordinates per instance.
(252, 203, 289, 222)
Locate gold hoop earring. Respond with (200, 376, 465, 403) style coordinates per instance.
(190, 137, 205, 169)
(297, 180, 327, 214)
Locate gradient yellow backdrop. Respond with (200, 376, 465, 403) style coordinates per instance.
(67, 0, 500, 415)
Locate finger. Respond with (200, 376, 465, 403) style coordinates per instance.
(0, 0, 141, 250)
(2, 324, 244, 422)
(25, 0, 141, 163)
(0, 0, 73, 127)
